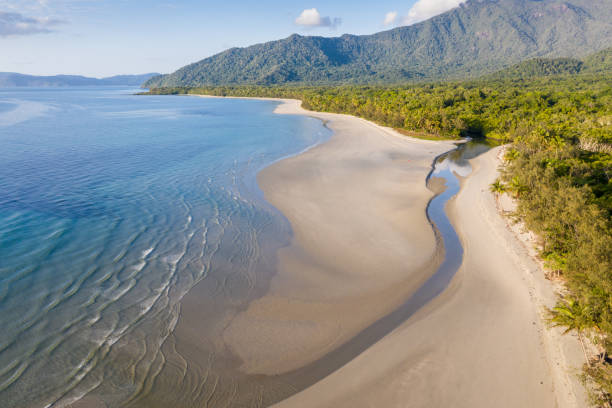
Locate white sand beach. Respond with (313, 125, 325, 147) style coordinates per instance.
(272, 142, 587, 407)
(222, 99, 455, 375)
(181, 97, 585, 407)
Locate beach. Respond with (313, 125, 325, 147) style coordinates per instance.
(271, 141, 586, 407)
(115, 96, 462, 407)
(147, 98, 585, 407)
(221, 99, 455, 374)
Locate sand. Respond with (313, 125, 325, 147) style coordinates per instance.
(273, 145, 587, 407)
(174, 97, 586, 407)
(125, 96, 457, 407)
(220, 99, 456, 376)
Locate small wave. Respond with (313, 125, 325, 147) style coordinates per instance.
(87, 315, 101, 326)
(0, 361, 28, 392)
(107, 278, 136, 303)
(141, 247, 154, 258)
(47, 377, 103, 408)
(162, 252, 184, 265)
(131, 262, 146, 272)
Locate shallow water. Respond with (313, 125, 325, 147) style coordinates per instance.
(0, 88, 330, 407)
(0, 88, 493, 407)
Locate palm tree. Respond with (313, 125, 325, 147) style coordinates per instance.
(504, 148, 519, 162)
(550, 300, 593, 367)
(490, 179, 507, 195)
(490, 179, 507, 205)
(508, 176, 527, 198)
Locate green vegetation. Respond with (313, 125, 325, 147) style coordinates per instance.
(146, 73, 612, 143)
(503, 115, 611, 404)
(486, 58, 584, 80)
(583, 47, 612, 75)
(490, 179, 507, 197)
(487, 48, 612, 81)
(144, 0, 612, 87)
(551, 300, 596, 368)
(145, 48, 612, 404)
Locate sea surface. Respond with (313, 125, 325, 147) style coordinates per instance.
(0, 88, 330, 407)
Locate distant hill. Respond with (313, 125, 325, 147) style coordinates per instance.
(486, 47, 612, 79)
(489, 58, 585, 79)
(0, 73, 160, 87)
(582, 46, 612, 74)
(145, 0, 612, 87)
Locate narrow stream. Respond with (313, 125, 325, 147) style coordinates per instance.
(275, 139, 495, 400)
(413, 139, 494, 316)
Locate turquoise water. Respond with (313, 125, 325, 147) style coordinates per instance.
(0, 88, 330, 407)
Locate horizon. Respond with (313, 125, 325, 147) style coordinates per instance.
(0, 71, 160, 79)
(0, 0, 467, 77)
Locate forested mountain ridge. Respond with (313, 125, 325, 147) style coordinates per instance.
(145, 0, 612, 87)
(582, 46, 612, 74)
(486, 47, 612, 79)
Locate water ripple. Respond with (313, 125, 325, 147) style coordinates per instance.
(0, 88, 330, 407)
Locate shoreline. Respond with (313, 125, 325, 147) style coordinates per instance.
(195, 94, 460, 143)
(149, 95, 585, 407)
(274, 146, 586, 407)
(133, 95, 458, 407)
(221, 98, 455, 376)
(493, 147, 589, 407)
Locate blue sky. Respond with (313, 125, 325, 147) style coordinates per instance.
(0, 0, 466, 77)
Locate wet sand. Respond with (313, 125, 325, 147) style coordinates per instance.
(274, 147, 585, 407)
(104, 97, 586, 407)
(220, 100, 455, 376)
(127, 98, 456, 407)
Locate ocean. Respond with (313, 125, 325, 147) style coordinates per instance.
(0, 88, 330, 407)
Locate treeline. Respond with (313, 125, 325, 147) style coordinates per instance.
(146, 73, 611, 404)
(146, 75, 611, 143)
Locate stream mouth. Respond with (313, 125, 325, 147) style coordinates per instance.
(417, 139, 494, 316)
(264, 139, 496, 404)
(129, 136, 494, 407)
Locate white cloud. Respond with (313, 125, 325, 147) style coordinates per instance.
(0, 11, 64, 36)
(401, 0, 467, 26)
(295, 8, 341, 29)
(383, 11, 398, 26)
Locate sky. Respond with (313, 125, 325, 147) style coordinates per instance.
(0, 0, 467, 77)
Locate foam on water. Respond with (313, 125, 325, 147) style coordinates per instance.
(0, 87, 330, 407)
(0, 99, 53, 126)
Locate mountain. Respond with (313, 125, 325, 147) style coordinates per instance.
(0, 73, 160, 87)
(144, 0, 612, 88)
